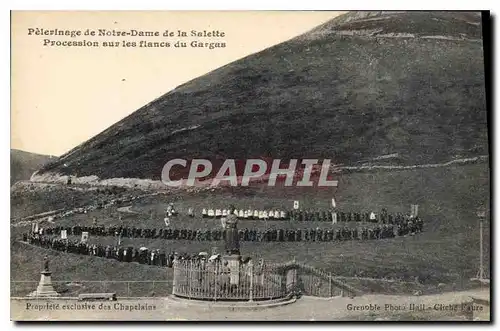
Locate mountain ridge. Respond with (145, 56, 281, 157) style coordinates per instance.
(11, 149, 55, 185)
(36, 11, 488, 181)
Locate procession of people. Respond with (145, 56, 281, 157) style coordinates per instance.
(32, 216, 422, 243)
(23, 232, 200, 268)
(21, 203, 424, 271)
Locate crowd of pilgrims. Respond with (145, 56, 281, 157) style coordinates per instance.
(200, 208, 415, 224)
(28, 215, 423, 243)
(23, 232, 198, 267)
(21, 209, 423, 267)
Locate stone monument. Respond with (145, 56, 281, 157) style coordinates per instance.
(28, 255, 60, 297)
(223, 206, 241, 285)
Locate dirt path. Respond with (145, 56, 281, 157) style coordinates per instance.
(12, 193, 160, 227)
(117, 206, 139, 214)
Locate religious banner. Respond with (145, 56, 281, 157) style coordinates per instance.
(81, 232, 89, 243)
(411, 204, 419, 217)
(60, 230, 67, 239)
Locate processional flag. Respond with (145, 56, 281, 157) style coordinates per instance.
(410, 204, 419, 217)
(81, 232, 89, 243)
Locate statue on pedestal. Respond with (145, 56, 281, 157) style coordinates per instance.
(43, 255, 50, 273)
(224, 206, 240, 256)
(28, 255, 60, 297)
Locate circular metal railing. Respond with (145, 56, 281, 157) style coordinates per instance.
(172, 259, 289, 301)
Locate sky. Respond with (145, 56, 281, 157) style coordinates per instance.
(11, 11, 343, 156)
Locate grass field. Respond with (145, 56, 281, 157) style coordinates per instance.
(11, 163, 491, 296)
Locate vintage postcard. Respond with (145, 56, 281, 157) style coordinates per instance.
(10, 10, 491, 321)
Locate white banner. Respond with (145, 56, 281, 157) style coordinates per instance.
(61, 230, 67, 239)
(293, 201, 300, 210)
(81, 232, 89, 243)
(411, 204, 419, 217)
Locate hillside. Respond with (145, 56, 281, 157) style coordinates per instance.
(34, 11, 488, 181)
(11, 162, 491, 293)
(10, 149, 55, 186)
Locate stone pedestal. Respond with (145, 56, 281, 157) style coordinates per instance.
(28, 271, 60, 297)
(224, 255, 241, 285)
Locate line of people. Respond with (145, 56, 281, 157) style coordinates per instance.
(288, 210, 417, 224)
(201, 208, 288, 220)
(23, 233, 190, 267)
(23, 233, 260, 292)
(38, 217, 423, 243)
(197, 208, 415, 224)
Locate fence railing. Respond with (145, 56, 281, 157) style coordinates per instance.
(11, 262, 362, 299)
(173, 260, 289, 301)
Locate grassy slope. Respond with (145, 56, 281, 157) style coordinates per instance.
(10, 182, 147, 220)
(11, 163, 491, 296)
(10, 241, 172, 297)
(37, 12, 487, 180)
